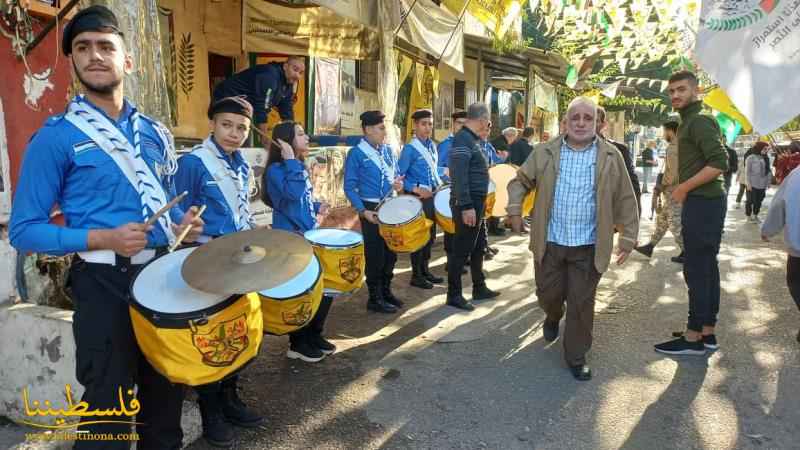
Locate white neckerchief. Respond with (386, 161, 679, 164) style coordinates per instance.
(65, 96, 177, 244)
(191, 137, 254, 231)
(410, 136, 441, 188)
(357, 138, 395, 198)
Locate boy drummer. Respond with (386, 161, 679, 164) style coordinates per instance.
(174, 96, 263, 447)
(343, 111, 404, 314)
(9, 6, 203, 449)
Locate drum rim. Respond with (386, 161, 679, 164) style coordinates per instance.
(258, 254, 322, 300)
(377, 194, 423, 227)
(128, 245, 244, 327)
(304, 227, 364, 249)
(433, 186, 453, 219)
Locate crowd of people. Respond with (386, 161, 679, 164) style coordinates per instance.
(6, 5, 800, 449)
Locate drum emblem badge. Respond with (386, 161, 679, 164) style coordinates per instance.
(282, 302, 313, 326)
(339, 255, 362, 283)
(191, 315, 250, 367)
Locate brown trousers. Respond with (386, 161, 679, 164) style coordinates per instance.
(534, 243, 602, 366)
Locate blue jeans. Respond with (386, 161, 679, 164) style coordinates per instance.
(681, 195, 726, 332)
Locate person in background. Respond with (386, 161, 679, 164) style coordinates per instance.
(212, 56, 305, 139)
(654, 70, 728, 356)
(491, 127, 518, 156)
(745, 142, 772, 223)
(775, 141, 800, 184)
(507, 127, 535, 166)
(761, 165, 800, 343)
(723, 137, 738, 196)
(480, 124, 506, 239)
(634, 120, 684, 263)
(735, 143, 764, 209)
(641, 140, 658, 193)
(438, 110, 468, 179)
(596, 106, 641, 217)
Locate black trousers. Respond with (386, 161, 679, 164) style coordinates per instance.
(736, 184, 747, 203)
(406, 192, 436, 275)
(289, 294, 334, 346)
(788, 255, 800, 312)
(360, 201, 397, 288)
(447, 196, 487, 297)
(69, 259, 184, 450)
(682, 195, 726, 332)
(745, 188, 767, 216)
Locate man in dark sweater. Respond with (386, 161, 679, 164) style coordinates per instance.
(507, 127, 535, 166)
(446, 103, 501, 310)
(655, 71, 729, 356)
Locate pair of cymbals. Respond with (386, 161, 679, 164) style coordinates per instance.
(182, 229, 313, 295)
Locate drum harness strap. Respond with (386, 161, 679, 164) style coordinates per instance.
(409, 137, 442, 190)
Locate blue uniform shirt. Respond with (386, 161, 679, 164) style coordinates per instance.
(481, 140, 505, 165)
(398, 138, 446, 192)
(9, 97, 183, 255)
(343, 139, 397, 212)
(438, 134, 454, 170)
(265, 159, 320, 233)
(212, 62, 294, 124)
(174, 138, 252, 237)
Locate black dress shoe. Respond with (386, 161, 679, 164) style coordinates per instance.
(543, 319, 560, 342)
(367, 299, 398, 313)
(199, 401, 235, 448)
(410, 276, 434, 289)
(423, 271, 445, 284)
(221, 385, 264, 428)
(383, 289, 404, 308)
(472, 285, 499, 301)
(446, 296, 475, 311)
(569, 364, 592, 381)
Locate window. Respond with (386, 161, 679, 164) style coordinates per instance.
(356, 60, 378, 92)
(454, 80, 466, 109)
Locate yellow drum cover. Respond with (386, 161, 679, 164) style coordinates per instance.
(433, 186, 455, 234)
(304, 228, 365, 295)
(258, 254, 324, 335)
(377, 195, 432, 253)
(522, 189, 536, 216)
(130, 293, 263, 386)
(484, 180, 497, 218)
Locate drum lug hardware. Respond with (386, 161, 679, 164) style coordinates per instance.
(194, 317, 209, 326)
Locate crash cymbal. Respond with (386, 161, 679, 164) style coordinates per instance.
(181, 229, 313, 295)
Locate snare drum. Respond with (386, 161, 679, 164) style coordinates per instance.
(129, 247, 263, 386)
(304, 228, 365, 295)
(258, 253, 324, 335)
(433, 186, 454, 234)
(377, 195, 433, 253)
(485, 180, 496, 218)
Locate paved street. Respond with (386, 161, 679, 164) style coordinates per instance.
(185, 190, 799, 450)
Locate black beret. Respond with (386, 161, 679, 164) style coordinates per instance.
(360, 110, 385, 127)
(451, 110, 467, 120)
(411, 109, 433, 121)
(208, 96, 254, 120)
(62, 5, 123, 56)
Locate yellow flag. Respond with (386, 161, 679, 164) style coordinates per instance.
(442, 0, 522, 38)
(703, 88, 753, 134)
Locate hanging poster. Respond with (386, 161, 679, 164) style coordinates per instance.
(341, 60, 358, 131)
(435, 82, 454, 130)
(314, 58, 341, 135)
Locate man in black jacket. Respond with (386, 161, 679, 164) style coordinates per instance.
(723, 138, 738, 194)
(446, 103, 501, 310)
(507, 127, 535, 166)
(597, 107, 642, 217)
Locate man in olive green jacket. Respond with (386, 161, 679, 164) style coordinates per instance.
(508, 97, 640, 381)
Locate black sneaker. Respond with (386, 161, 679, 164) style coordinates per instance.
(654, 337, 706, 355)
(446, 295, 475, 311)
(702, 334, 719, 350)
(423, 271, 445, 284)
(634, 243, 654, 258)
(287, 341, 325, 362)
(382, 288, 404, 308)
(312, 334, 337, 355)
(472, 285, 499, 301)
(410, 276, 434, 289)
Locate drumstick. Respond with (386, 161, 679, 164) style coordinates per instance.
(168, 205, 207, 253)
(251, 126, 284, 149)
(145, 191, 188, 226)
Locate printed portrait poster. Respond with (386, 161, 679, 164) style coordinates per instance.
(314, 58, 341, 135)
(340, 60, 357, 130)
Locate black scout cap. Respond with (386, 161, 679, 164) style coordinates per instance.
(360, 110, 385, 127)
(411, 109, 433, 121)
(62, 5, 123, 56)
(208, 96, 254, 120)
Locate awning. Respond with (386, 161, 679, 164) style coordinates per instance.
(395, 0, 465, 73)
(464, 34, 569, 85)
(244, 0, 379, 60)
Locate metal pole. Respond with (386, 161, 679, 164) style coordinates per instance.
(393, 0, 420, 36)
(434, 0, 471, 67)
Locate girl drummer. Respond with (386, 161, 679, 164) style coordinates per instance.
(263, 121, 336, 363)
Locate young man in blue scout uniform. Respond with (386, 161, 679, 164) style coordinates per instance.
(344, 111, 404, 313)
(212, 56, 305, 138)
(446, 103, 501, 311)
(174, 96, 262, 448)
(9, 6, 203, 449)
(398, 109, 447, 289)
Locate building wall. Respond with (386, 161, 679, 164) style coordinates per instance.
(434, 57, 478, 142)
